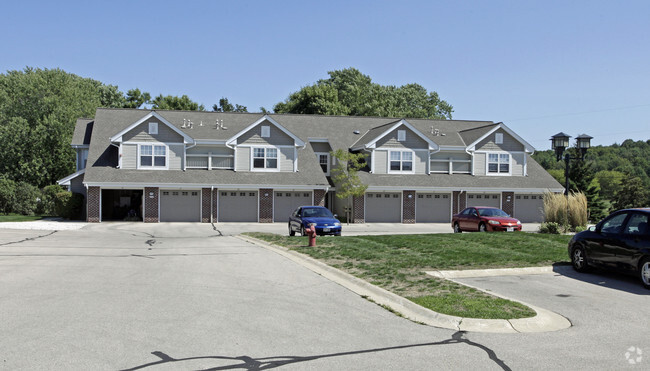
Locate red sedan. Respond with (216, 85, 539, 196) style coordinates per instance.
(452, 206, 522, 233)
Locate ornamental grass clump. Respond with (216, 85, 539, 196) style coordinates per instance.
(542, 191, 587, 233)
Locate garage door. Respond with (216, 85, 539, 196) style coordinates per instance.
(514, 194, 544, 222)
(218, 191, 258, 222)
(467, 194, 501, 208)
(365, 193, 401, 222)
(416, 193, 451, 222)
(160, 190, 201, 222)
(274, 191, 312, 222)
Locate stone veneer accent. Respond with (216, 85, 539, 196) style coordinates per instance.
(87, 186, 100, 222)
(353, 195, 365, 223)
(259, 188, 273, 223)
(313, 189, 326, 206)
(402, 190, 416, 223)
(144, 187, 159, 223)
(502, 191, 515, 216)
(201, 188, 211, 223)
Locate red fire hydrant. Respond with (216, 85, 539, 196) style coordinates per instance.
(306, 224, 317, 247)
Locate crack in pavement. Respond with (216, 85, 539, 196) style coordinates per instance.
(0, 230, 57, 247)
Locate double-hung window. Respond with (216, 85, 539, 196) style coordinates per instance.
(488, 153, 510, 174)
(253, 147, 278, 170)
(139, 144, 167, 168)
(389, 151, 413, 172)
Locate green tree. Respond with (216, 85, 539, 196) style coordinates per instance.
(123, 88, 151, 109)
(331, 150, 368, 222)
(212, 97, 248, 112)
(0, 177, 16, 215)
(274, 67, 453, 119)
(150, 94, 205, 111)
(593, 170, 625, 201)
(613, 176, 649, 209)
(13, 181, 40, 215)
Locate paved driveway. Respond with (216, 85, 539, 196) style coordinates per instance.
(0, 223, 646, 370)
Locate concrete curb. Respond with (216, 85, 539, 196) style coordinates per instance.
(427, 266, 554, 279)
(236, 235, 572, 334)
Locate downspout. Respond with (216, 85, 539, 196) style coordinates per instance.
(429, 146, 441, 175)
(465, 147, 474, 176)
(110, 142, 121, 168)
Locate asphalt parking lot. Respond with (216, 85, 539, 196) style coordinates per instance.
(0, 222, 647, 370)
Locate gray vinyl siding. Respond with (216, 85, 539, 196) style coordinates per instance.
(310, 142, 332, 153)
(280, 147, 294, 172)
(474, 153, 486, 176)
(512, 152, 525, 176)
(414, 150, 428, 174)
(236, 147, 250, 171)
(430, 152, 471, 161)
(374, 150, 388, 173)
(375, 125, 428, 149)
(122, 144, 137, 169)
(475, 129, 524, 152)
(70, 174, 86, 196)
(239, 122, 294, 146)
(186, 146, 232, 156)
(122, 119, 184, 143)
(169, 144, 184, 170)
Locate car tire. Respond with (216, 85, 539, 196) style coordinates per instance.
(453, 223, 462, 233)
(301, 226, 307, 237)
(289, 224, 295, 236)
(478, 223, 487, 232)
(571, 245, 589, 272)
(639, 257, 650, 289)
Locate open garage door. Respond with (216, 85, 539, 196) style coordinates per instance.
(160, 190, 201, 222)
(218, 191, 258, 222)
(514, 194, 544, 222)
(467, 193, 501, 208)
(365, 192, 401, 222)
(274, 191, 312, 222)
(416, 193, 451, 222)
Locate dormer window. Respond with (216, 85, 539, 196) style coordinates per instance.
(252, 147, 278, 170)
(488, 153, 510, 175)
(261, 125, 270, 138)
(149, 122, 158, 135)
(397, 130, 406, 142)
(389, 150, 413, 173)
(139, 144, 167, 169)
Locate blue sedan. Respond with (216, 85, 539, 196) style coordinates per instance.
(288, 206, 342, 236)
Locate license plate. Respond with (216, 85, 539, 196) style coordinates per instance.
(506, 227, 514, 232)
(323, 228, 330, 232)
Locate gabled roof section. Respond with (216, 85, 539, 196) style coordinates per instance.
(71, 118, 94, 147)
(109, 111, 194, 144)
(225, 115, 305, 147)
(57, 168, 85, 186)
(464, 122, 535, 153)
(350, 119, 439, 151)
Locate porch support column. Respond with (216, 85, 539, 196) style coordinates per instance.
(402, 190, 416, 224)
(87, 186, 100, 223)
(353, 194, 365, 223)
(259, 189, 273, 223)
(144, 187, 159, 223)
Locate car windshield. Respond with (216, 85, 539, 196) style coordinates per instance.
(302, 208, 333, 218)
(478, 208, 509, 217)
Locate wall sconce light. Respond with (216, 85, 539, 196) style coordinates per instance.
(149, 192, 154, 199)
(506, 195, 511, 202)
(264, 193, 269, 197)
(408, 194, 413, 199)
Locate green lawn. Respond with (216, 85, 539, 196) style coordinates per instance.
(246, 232, 572, 320)
(0, 214, 45, 222)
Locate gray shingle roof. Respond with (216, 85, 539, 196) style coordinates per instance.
(80, 108, 560, 191)
(71, 118, 94, 146)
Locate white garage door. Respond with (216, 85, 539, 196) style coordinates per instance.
(365, 193, 401, 222)
(467, 194, 501, 208)
(274, 191, 312, 222)
(514, 194, 544, 222)
(416, 193, 451, 222)
(160, 190, 201, 222)
(218, 191, 258, 222)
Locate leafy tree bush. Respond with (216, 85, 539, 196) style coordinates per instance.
(0, 177, 16, 215)
(40, 184, 65, 216)
(12, 181, 40, 215)
(54, 191, 84, 219)
(539, 222, 561, 234)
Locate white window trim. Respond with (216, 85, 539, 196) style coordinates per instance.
(315, 152, 330, 176)
(137, 143, 169, 170)
(149, 122, 158, 135)
(250, 145, 280, 172)
(387, 150, 415, 174)
(485, 151, 511, 176)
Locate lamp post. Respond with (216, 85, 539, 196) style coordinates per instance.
(550, 133, 593, 196)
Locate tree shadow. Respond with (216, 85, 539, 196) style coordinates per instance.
(121, 331, 511, 371)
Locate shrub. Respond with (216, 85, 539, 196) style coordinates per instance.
(0, 178, 16, 215)
(573, 225, 587, 233)
(13, 182, 40, 215)
(40, 184, 65, 216)
(539, 222, 562, 234)
(54, 191, 84, 219)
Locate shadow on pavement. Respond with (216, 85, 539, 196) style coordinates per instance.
(552, 264, 649, 295)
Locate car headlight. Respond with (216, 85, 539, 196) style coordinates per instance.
(516, 221, 521, 225)
(488, 220, 500, 225)
(334, 222, 341, 227)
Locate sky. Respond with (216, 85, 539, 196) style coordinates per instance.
(2, 0, 649, 149)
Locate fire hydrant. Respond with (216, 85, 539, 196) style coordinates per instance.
(306, 224, 317, 247)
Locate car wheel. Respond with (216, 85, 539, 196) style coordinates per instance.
(301, 226, 307, 236)
(478, 223, 487, 232)
(639, 257, 650, 289)
(453, 223, 462, 233)
(571, 245, 589, 272)
(288, 224, 295, 236)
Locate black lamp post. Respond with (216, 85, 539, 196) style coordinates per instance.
(550, 133, 593, 196)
